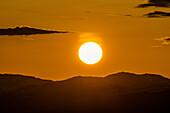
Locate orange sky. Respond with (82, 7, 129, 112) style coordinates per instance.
(0, 0, 170, 80)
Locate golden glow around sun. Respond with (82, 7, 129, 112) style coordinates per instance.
(78, 42, 103, 64)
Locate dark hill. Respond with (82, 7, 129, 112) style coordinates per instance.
(0, 74, 54, 93)
(0, 26, 68, 35)
(0, 72, 170, 113)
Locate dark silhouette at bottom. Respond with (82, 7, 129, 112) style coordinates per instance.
(0, 72, 170, 113)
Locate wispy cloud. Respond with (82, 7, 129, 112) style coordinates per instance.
(155, 37, 170, 45)
(22, 38, 35, 41)
(0, 26, 68, 36)
(124, 14, 132, 17)
(151, 45, 162, 48)
(136, 0, 170, 8)
(144, 11, 170, 18)
(79, 33, 102, 43)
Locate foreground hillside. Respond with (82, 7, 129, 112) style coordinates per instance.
(0, 72, 170, 113)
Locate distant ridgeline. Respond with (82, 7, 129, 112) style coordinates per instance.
(0, 26, 68, 35)
(0, 72, 170, 113)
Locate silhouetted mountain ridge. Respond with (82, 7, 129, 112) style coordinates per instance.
(0, 72, 170, 94)
(0, 72, 170, 113)
(0, 73, 54, 93)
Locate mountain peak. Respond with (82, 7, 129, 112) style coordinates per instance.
(105, 72, 168, 80)
(105, 72, 136, 78)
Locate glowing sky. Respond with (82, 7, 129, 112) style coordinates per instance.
(0, 0, 170, 80)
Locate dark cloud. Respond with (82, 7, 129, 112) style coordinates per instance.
(0, 26, 68, 36)
(124, 14, 132, 16)
(144, 11, 170, 18)
(165, 38, 170, 41)
(137, 0, 170, 8)
(155, 37, 170, 45)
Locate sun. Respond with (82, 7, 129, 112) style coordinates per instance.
(78, 42, 103, 64)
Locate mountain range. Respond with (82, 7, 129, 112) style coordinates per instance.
(0, 72, 170, 113)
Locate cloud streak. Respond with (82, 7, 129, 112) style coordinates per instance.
(0, 26, 69, 36)
(22, 38, 35, 41)
(155, 37, 170, 45)
(137, 0, 170, 8)
(144, 11, 170, 18)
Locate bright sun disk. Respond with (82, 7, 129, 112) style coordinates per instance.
(78, 42, 103, 64)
